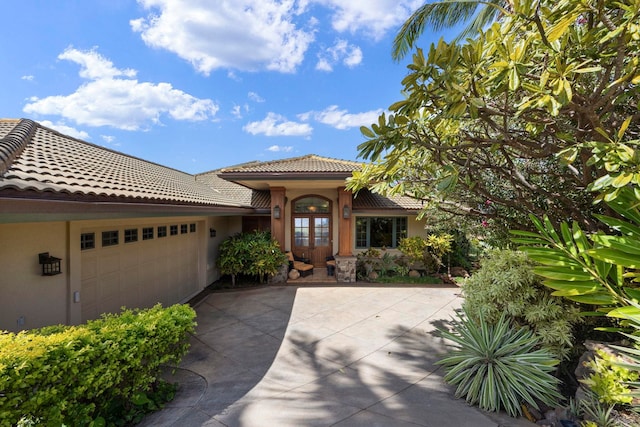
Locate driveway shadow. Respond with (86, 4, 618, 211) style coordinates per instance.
(140, 285, 532, 427)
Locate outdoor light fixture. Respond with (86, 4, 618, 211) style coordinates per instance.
(209, 228, 217, 238)
(343, 205, 351, 219)
(38, 252, 62, 276)
(273, 205, 281, 219)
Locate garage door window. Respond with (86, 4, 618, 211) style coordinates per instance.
(158, 226, 167, 237)
(81, 233, 95, 250)
(143, 227, 154, 240)
(102, 231, 119, 247)
(125, 229, 138, 243)
(170, 225, 178, 236)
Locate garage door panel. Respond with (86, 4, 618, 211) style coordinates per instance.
(81, 223, 200, 322)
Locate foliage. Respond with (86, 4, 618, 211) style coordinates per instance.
(444, 229, 473, 269)
(579, 391, 620, 427)
(373, 274, 442, 285)
(0, 304, 195, 426)
(392, 0, 508, 59)
(511, 187, 640, 319)
(461, 249, 582, 358)
(582, 349, 638, 406)
(348, 0, 640, 234)
(437, 307, 562, 417)
(398, 234, 453, 274)
(217, 231, 287, 285)
(609, 303, 640, 400)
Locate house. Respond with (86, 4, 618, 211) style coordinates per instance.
(0, 118, 427, 332)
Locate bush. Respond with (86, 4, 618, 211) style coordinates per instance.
(437, 308, 562, 417)
(582, 349, 639, 406)
(461, 249, 582, 359)
(217, 231, 287, 285)
(0, 304, 196, 426)
(398, 234, 453, 274)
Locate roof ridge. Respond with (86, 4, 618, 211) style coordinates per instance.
(216, 154, 362, 173)
(31, 120, 197, 179)
(0, 118, 38, 175)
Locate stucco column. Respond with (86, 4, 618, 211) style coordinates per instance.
(270, 186, 286, 251)
(337, 187, 353, 256)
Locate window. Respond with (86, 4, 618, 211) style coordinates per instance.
(293, 196, 330, 214)
(81, 233, 95, 250)
(294, 217, 309, 246)
(190, 223, 196, 233)
(124, 228, 138, 243)
(170, 225, 178, 236)
(102, 230, 119, 247)
(157, 226, 167, 238)
(355, 217, 407, 249)
(180, 224, 188, 234)
(142, 227, 154, 240)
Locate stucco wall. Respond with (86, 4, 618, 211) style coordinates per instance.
(206, 216, 241, 285)
(0, 222, 68, 332)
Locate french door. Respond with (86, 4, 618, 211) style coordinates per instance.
(292, 215, 332, 267)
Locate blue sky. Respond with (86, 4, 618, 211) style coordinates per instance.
(1, 1, 453, 174)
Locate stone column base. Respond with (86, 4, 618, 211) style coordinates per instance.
(335, 256, 357, 283)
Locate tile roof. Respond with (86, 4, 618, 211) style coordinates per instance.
(0, 119, 244, 207)
(352, 189, 424, 211)
(195, 170, 270, 209)
(0, 119, 424, 213)
(218, 154, 363, 174)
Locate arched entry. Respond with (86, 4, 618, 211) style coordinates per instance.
(291, 196, 332, 267)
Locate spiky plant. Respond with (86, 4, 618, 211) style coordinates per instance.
(437, 308, 562, 417)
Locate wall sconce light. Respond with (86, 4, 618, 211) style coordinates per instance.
(342, 205, 351, 219)
(209, 228, 217, 238)
(38, 252, 62, 276)
(273, 205, 281, 219)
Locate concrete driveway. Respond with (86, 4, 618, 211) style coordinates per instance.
(140, 285, 534, 427)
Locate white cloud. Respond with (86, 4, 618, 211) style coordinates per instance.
(23, 48, 218, 131)
(315, 39, 362, 72)
(311, 0, 422, 40)
(39, 120, 90, 140)
(244, 112, 312, 137)
(58, 47, 136, 80)
(267, 145, 293, 152)
(21, 75, 34, 81)
(131, 0, 315, 74)
(301, 105, 382, 129)
(248, 91, 265, 103)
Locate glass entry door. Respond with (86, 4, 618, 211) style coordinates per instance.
(291, 196, 332, 267)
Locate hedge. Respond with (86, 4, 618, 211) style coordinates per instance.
(0, 304, 196, 426)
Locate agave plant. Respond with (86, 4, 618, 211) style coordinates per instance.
(437, 308, 562, 417)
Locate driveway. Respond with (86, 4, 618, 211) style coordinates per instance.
(140, 285, 534, 427)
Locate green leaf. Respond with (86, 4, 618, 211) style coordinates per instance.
(546, 13, 579, 43)
(567, 293, 618, 305)
(588, 248, 640, 269)
(533, 266, 594, 281)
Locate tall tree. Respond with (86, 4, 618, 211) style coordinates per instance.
(351, 0, 640, 236)
(393, 0, 510, 60)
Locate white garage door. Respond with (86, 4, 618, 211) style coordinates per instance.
(80, 222, 200, 321)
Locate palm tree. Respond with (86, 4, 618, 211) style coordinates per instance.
(392, 0, 511, 60)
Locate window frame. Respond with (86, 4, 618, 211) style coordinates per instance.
(81, 232, 95, 250)
(102, 230, 119, 247)
(355, 216, 408, 249)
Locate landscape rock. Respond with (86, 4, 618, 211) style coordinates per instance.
(288, 269, 300, 280)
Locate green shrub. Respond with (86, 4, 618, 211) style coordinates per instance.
(582, 349, 639, 406)
(217, 231, 286, 285)
(398, 234, 453, 274)
(461, 249, 582, 359)
(437, 308, 562, 417)
(0, 304, 196, 426)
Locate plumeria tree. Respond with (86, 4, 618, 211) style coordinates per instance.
(348, 0, 640, 235)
